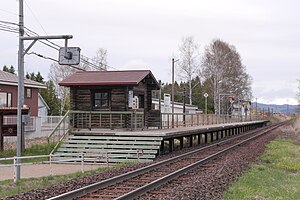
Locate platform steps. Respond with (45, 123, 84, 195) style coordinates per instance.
(53, 135, 163, 164)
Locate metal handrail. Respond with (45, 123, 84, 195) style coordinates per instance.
(47, 111, 70, 153)
(70, 110, 144, 115)
(49, 129, 70, 155)
(161, 113, 260, 129)
(70, 110, 144, 130)
(48, 110, 70, 139)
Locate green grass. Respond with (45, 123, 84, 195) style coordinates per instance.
(224, 139, 300, 200)
(0, 166, 109, 199)
(261, 139, 300, 171)
(0, 143, 56, 164)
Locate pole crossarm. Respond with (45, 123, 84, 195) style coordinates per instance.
(23, 39, 37, 56)
(20, 35, 73, 40)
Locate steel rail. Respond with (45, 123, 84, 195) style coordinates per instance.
(48, 121, 287, 200)
(116, 121, 287, 199)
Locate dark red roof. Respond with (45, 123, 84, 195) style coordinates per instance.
(59, 70, 159, 87)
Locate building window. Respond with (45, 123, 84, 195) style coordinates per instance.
(139, 95, 144, 108)
(93, 91, 109, 108)
(0, 92, 12, 107)
(25, 88, 32, 98)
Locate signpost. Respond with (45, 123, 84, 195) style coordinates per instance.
(164, 94, 171, 113)
(58, 47, 81, 65)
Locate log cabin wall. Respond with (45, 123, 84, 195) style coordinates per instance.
(69, 76, 159, 128)
(71, 86, 128, 111)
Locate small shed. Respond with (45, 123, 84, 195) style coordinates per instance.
(59, 70, 160, 129)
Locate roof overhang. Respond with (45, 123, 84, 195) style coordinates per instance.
(0, 81, 46, 89)
(59, 81, 138, 86)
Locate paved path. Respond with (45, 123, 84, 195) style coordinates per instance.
(0, 163, 103, 181)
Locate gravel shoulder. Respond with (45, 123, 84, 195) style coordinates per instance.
(4, 120, 292, 200)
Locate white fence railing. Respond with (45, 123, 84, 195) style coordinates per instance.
(0, 153, 102, 182)
(3, 116, 65, 139)
(0, 150, 145, 182)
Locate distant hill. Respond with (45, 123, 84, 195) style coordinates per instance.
(253, 102, 299, 114)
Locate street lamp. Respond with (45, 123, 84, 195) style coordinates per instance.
(171, 58, 179, 128)
(204, 93, 208, 115)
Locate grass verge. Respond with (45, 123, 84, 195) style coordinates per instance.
(0, 143, 56, 164)
(224, 139, 300, 200)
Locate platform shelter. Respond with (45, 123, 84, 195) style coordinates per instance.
(59, 70, 160, 130)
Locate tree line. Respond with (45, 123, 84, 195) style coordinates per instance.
(171, 37, 252, 114)
(3, 38, 253, 115)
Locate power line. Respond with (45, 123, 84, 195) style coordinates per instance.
(0, 8, 18, 16)
(24, 0, 48, 35)
(23, 27, 111, 70)
(0, 20, 19, 26)
(0, 27, 19, 34)
(0, 20, 118, 71)
(27, 52, 85, 71)
(0, 21, 19, 33)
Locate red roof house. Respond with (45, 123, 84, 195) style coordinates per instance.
(0, 70, 46, 116)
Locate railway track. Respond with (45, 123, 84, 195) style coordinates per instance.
(48, 121, 287, 200)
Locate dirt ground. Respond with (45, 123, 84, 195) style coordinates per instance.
(0, 163, 103, 181)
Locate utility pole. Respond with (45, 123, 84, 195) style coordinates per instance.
(172, 58, 174, 128)
(158, 80, 162, 129)
(255, 98, 258, 120)
(16, 0, 76, 182)
(183, 87, 186, 127)
(171, 58, 179, 128)
(16, 0, 24, 181)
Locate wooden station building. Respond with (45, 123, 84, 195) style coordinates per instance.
(59, 70, 161, 129)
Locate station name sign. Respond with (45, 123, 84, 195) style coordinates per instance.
(2, 125, 17, 136)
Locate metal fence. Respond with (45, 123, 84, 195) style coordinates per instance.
(161, 113, 260, 129)
(70, 110, 144, 130)
(0, 153, 102, 183)
(3, 115, 65, 135)
(0, 150, 145, 182)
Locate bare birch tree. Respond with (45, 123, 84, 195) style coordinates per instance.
(201, 39, 252, 114)
(93, 48, 108, 71)
(48, 63, 76, 115)
(177, 36, 200, 105)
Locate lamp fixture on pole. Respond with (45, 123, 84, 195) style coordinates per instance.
(204, 93, 208, 115)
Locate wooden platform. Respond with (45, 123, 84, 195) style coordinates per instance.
(71, 120, 268, 138)
(54, 120, 268, 163)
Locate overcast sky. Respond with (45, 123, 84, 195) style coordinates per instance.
(1, 0, 299, 105)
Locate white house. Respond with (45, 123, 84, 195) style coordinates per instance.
(152, 98, 199, 114)
(38, 93, 50, 117)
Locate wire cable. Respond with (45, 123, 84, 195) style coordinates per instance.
(27, 52, 85, 71)
(0, 8, 18, 16)
(0, 27, 19, 34)
(24, 0, 48, 35)
(0, 20, 118, 71)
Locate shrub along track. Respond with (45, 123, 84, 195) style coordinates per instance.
(4, 122, 287, 200)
